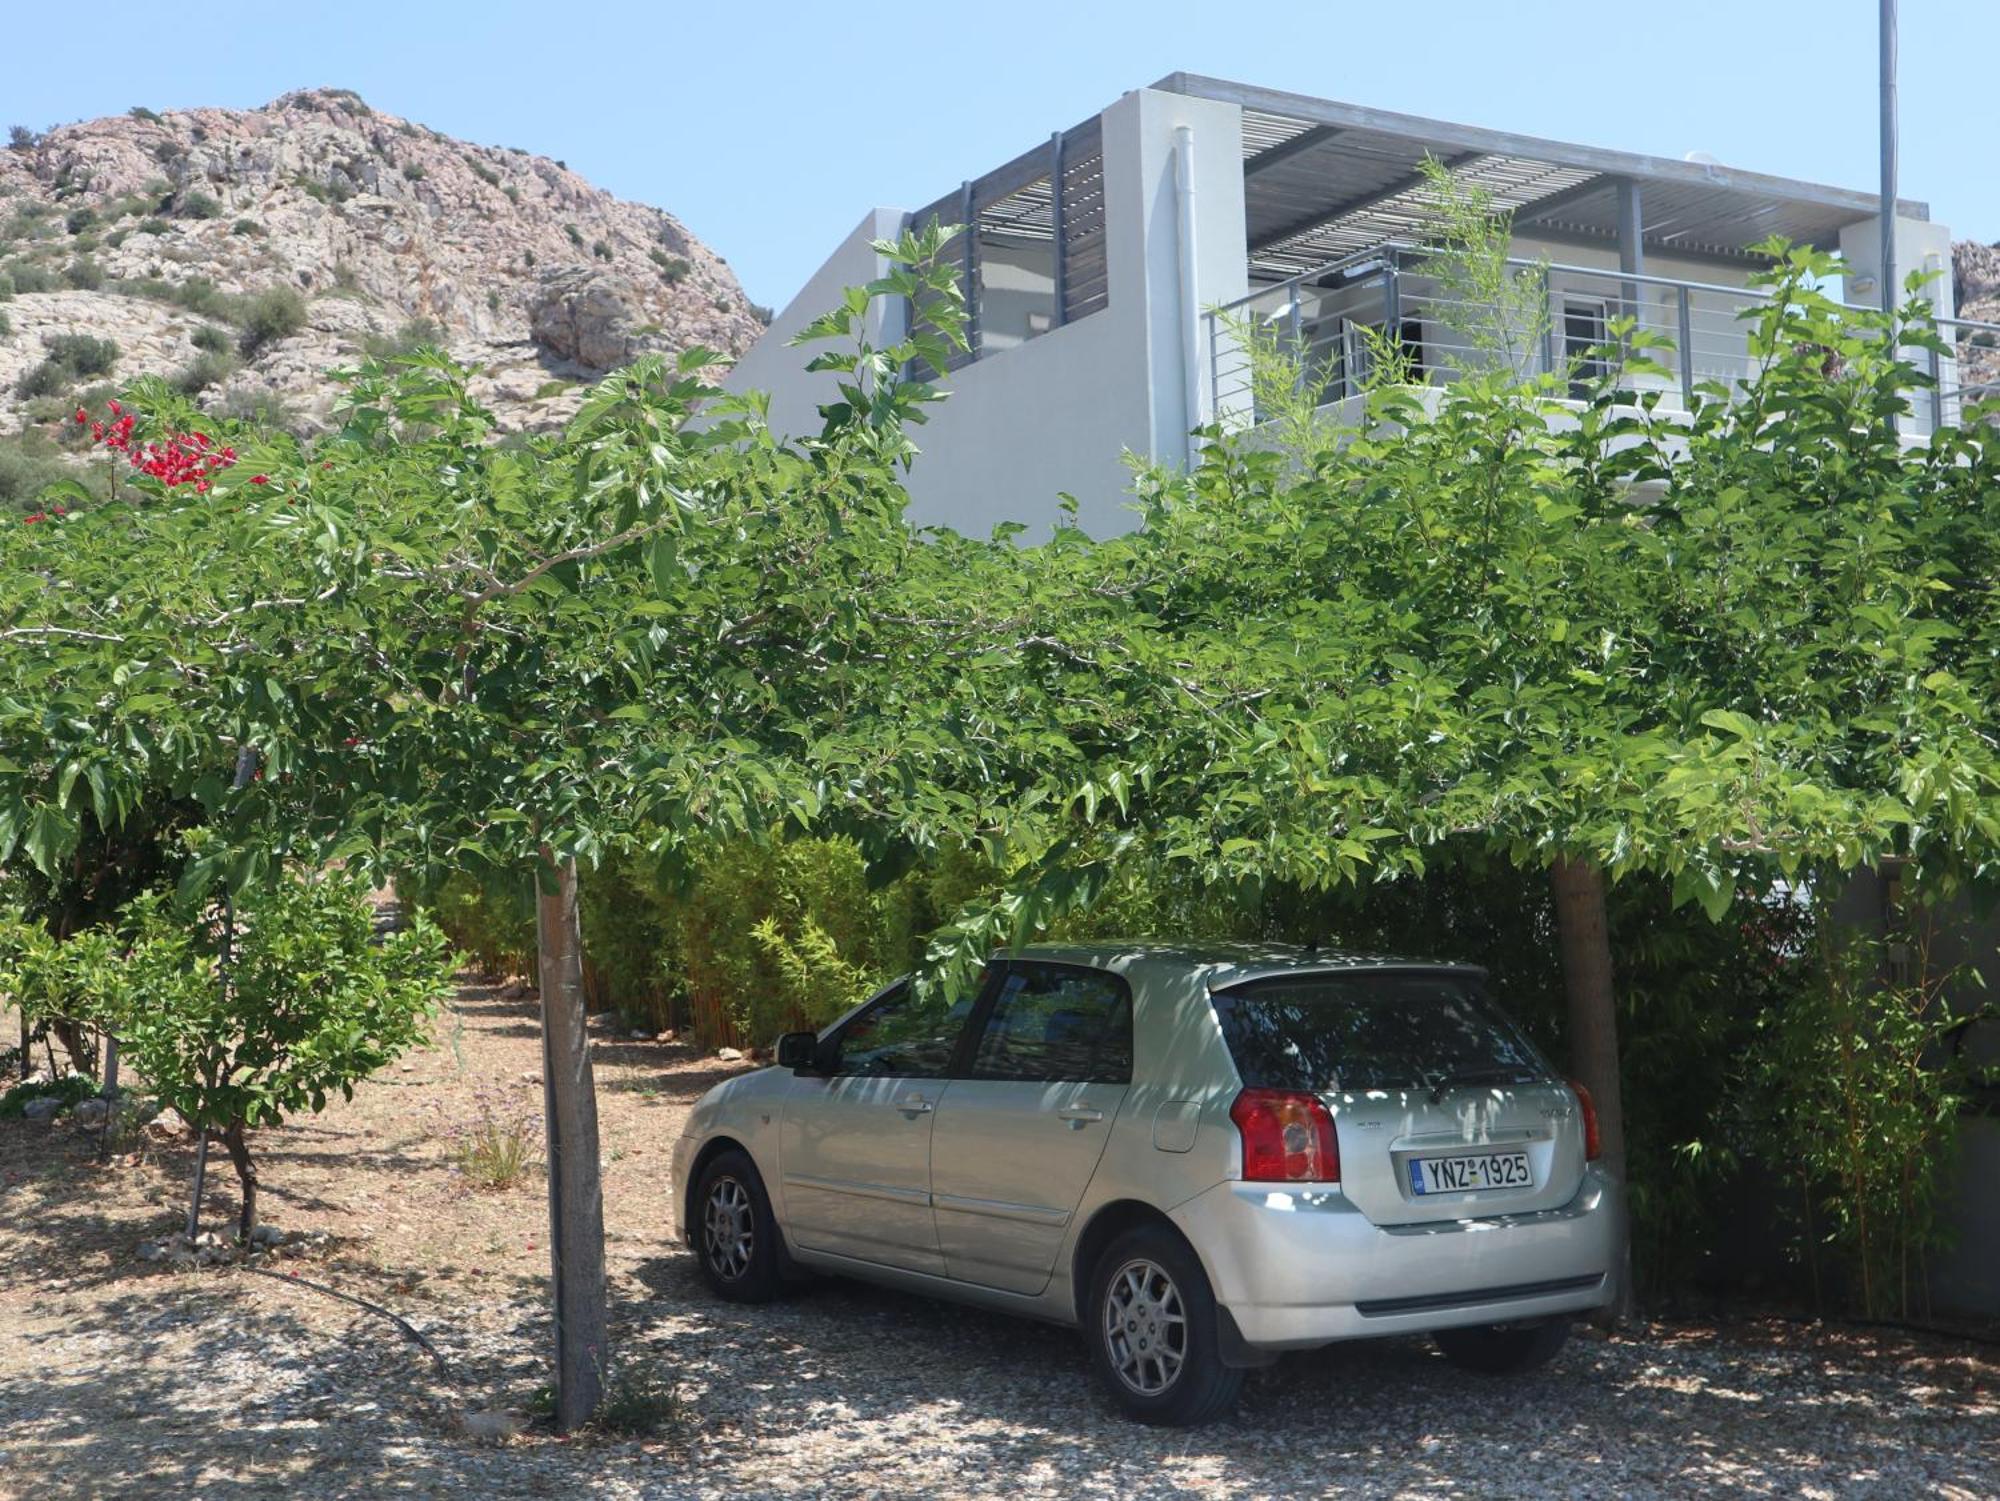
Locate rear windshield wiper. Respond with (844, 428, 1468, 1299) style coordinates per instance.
(1427, 1065, 1538, 1100)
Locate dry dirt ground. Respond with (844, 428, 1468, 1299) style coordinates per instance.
(2, 977, 1996, 1500)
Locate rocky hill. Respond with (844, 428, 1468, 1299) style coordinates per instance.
(1956, 239, 2000, 399)
(0, 88, 765, 462)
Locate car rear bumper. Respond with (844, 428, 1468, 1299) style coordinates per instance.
(1170, 1165, 1622, 1349)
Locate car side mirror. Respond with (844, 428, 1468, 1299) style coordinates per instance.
(775, 1031, 820, 1073)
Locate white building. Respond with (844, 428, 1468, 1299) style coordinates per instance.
(728, 74, 1972, 539)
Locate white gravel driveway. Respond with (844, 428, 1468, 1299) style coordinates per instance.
(8, 1249, 1993, 1500)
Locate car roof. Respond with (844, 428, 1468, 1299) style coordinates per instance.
(999, 941, 1485, 991)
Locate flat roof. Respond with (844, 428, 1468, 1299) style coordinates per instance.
(1157, 73, 1926, 276)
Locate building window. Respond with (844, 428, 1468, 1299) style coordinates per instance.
(1564, 296, 1611, 398)
(1339, 317, 1427, 397)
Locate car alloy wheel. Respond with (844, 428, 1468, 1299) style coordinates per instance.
(702, 1174, 755, 1282)
(1101, 1256, 1188, 1396)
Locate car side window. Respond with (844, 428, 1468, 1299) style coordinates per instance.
(968, 963, 1132, 1084)
(831, 978, 980, 1079)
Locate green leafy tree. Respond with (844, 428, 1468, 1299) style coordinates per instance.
(116, 870, 454, 1237)
(0, 221, 1097, 1426)
(923, 241, 2000, 1232)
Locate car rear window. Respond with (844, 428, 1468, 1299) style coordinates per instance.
(1209, 970, 1547, 1093)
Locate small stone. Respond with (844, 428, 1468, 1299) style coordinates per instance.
(629, 1028, 650, 1040)
(73, 1098, 110, 1124)
(22, 1097, 64, 1121)
(193, 1230, 224, 1250)
(520, 1071, 542, 1085)
(716, 1047, 744, 1062)
(137, 1239, 166, 1262)
(250, 1224, 285, 1247)
(655, 1031, 675, 1043)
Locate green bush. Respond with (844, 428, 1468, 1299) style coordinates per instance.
(401, 163, 426, 181)
(231, 218, 261, 237)
(648, 250, 688, 284)
(43, 333, 118, 376)
(359, 316, 443, 360)
(171, 276, 234, 320)
(407, 867, 536, 977)
(128, 106, 163, 124)
(191, 322, 231, 354)
(213, 388, 300, 432)
(0, 1073, 97, 1119)
(576, 853, 682, 1025)
(13, 358, 69, 399)
(236, 284, 307, 354)
(0, 309, 10, 337)
(0, 433, 69, 511)
(135, 216, 170, 236)
(1742, 910, 1980, 1320)
(117, 870, 456, 1236)
(173, 349, 236, 395)
(592, 240, 612, 262)
(177, 190, 222, 220)
(678, 838, 895, 1047)
(5, 260, 55, 293)
(64, 206, 95, 235)
(62, 256, 104, 290)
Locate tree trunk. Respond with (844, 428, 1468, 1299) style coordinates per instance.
(536, 854, 608, 1431)
(220, 1119, 258, 1241)
(1550, 855, 1632, 1319)
(1550, 856, 1626, 1179)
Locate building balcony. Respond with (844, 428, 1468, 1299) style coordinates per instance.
(1206, 246, 2000, 437)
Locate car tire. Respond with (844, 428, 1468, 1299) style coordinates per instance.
(1085, 1225, 1245, 1426)
(693, 1148, 784, 1303)
(1432, 1318, 1572, 1375)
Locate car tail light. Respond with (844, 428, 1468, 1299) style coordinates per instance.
(1230, 1088, 1339, 1183)
(1568, 1078, 1602, 1162)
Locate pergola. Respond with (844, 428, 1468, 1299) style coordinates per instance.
(1156, 73, 1927, 283)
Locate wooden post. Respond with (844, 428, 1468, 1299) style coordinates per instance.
(536, 853, 608, 1431)
(97, 1033, 119, 1162)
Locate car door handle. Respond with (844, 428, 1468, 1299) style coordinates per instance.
(1057, 1105, 1104, 1124)
(894, 1095, 934, 1115)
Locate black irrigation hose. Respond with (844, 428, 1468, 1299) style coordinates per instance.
(241, 1263, 458, 1381)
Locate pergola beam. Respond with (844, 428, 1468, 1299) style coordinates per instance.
(1248, 149, 1482, 256)
(1243, 124, 1344, 179)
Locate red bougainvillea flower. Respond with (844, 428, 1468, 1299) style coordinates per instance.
(21, 512, 46, 525)
(250, 475, 269, 485)
(78, 402, 238, 490)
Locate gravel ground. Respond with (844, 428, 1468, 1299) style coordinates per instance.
(3, 980, 1995, 1500)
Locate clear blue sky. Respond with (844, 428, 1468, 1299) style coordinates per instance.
(7, 1, 1993, 310)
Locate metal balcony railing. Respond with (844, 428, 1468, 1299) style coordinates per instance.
(1205, 247, 2000, 436)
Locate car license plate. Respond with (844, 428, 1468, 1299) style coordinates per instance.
(1409, 1150, 1534, 1195)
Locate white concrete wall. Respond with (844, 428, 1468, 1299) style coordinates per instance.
(903, 87, 1248, 540)
(722, 208, 908, 447)
(1841, 213, 1957, 428)
(722, 89, 1249, 542)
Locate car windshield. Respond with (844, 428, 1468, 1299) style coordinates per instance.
(1209, 970, 1547, 1093)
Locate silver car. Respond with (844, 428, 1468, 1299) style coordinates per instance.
(670, 944, 1622, 1424)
